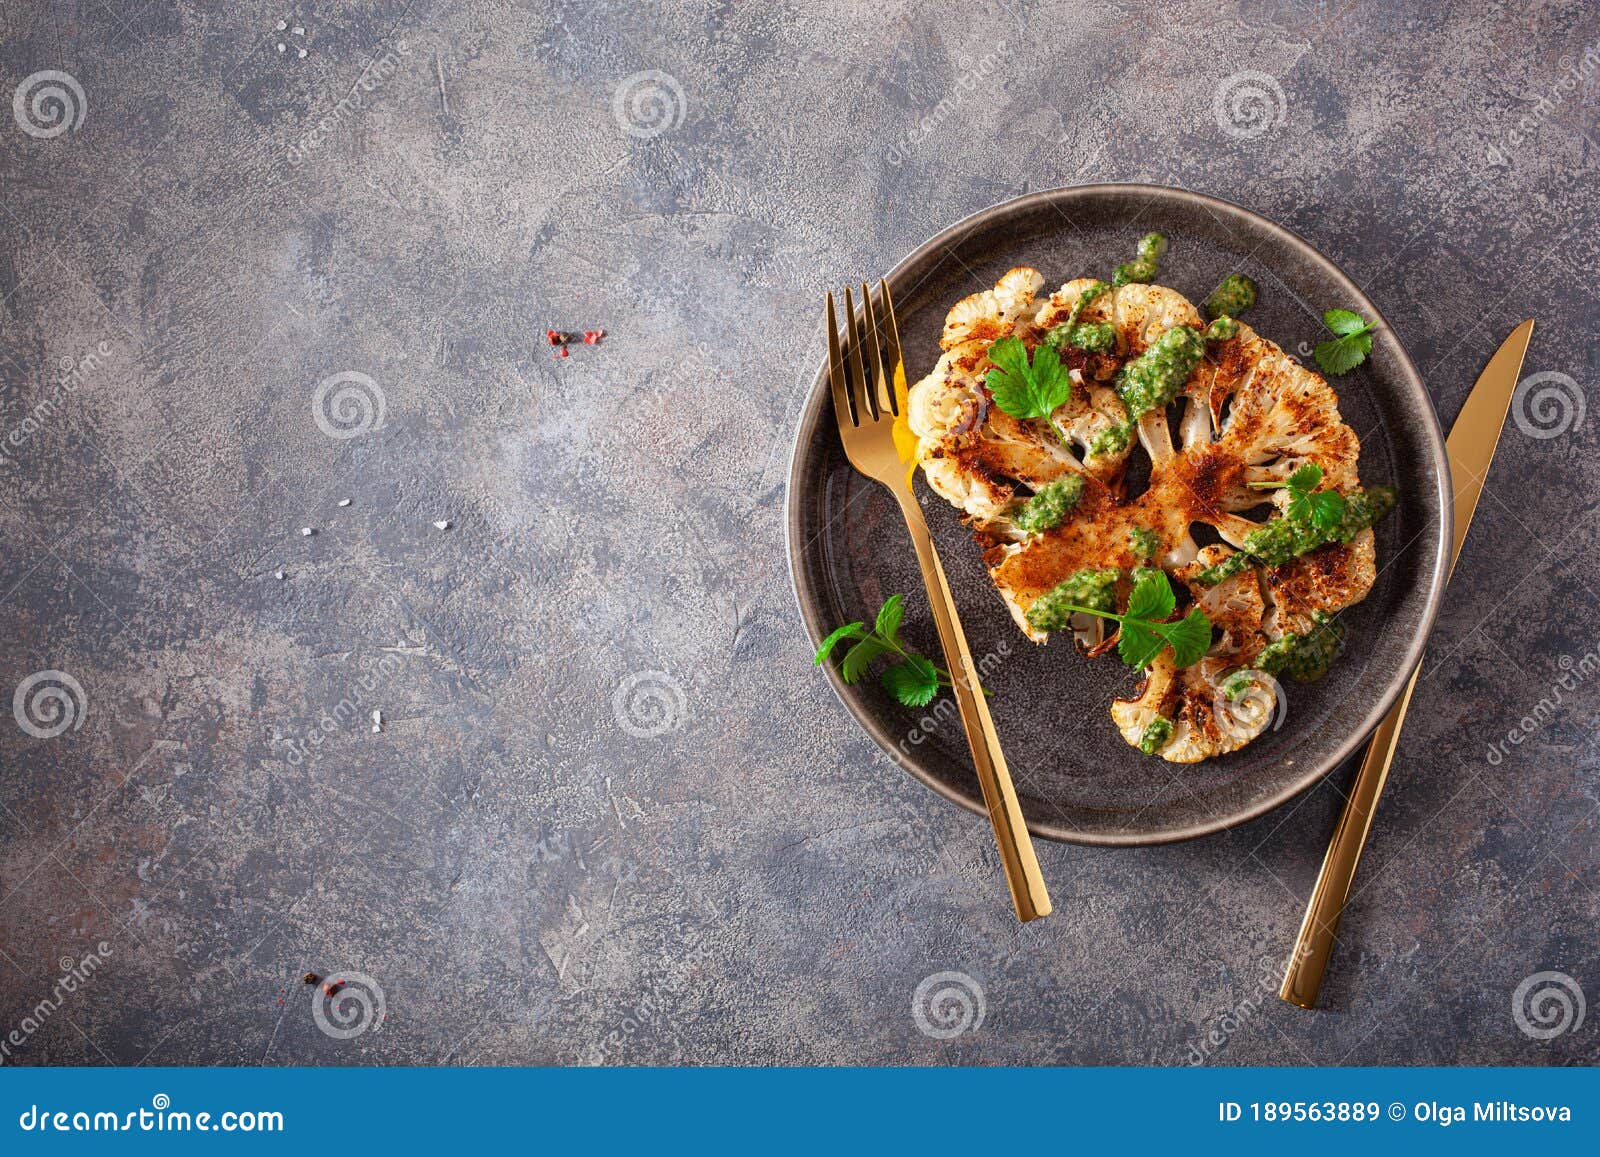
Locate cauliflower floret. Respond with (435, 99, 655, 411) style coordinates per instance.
(907, 266, 1385, 762)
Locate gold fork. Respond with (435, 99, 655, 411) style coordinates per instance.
(825, 280, 1052, 923)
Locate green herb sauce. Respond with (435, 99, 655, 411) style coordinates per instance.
(1064, 321, 1116, 352)
(1255, 611, 1344, 682)
(1139, 716, 1174, 755)
(1204, 316, 1239, 342)
(1113, 233, 1167, 287)
(1044, 281, 1115, 354)
(1090, 421, 1132, 457)
(1116, 324, 1207, 423)
(1194, 486, 1397, 584)
(1011, 475, 1085, 534)
(1220, 670, 1257, 700)
(1205, 274, 1258, 320)
(1127, 526, 1159, 558)
(1025, 567, 1121, 632)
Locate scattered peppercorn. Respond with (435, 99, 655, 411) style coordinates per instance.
(546, 329, 566, 345)
(583, 329, 605, 344)
(303, 971, 319, 985)
(323, 980, 343, 997)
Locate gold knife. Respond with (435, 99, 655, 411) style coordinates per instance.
(1279, 319, 1536, 1009)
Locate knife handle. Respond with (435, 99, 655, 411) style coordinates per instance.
(1280, 663, 1422, 1007)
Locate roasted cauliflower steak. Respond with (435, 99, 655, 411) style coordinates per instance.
(907, 267, 1382, 763)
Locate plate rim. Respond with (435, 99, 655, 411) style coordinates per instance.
(784, 182, 1454, 846)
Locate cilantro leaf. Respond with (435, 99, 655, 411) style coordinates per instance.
(1248, 461, 1347, 531)
(813, 595, 992, 706)
(1306, 489, 1348, 531)
(1322, 309, 1369, 335)
(813, 622, 865, 665)
(1032, 568, 1213, 671)
(984, 336, 1072, 439)
(1160, 609, 1215, 669)
(1115, 571, 1208, 669)
(874, 594, 904, 646)
(1286, 463, 1323, 491)
(1124, 566, 1175, 622)
(881, 655, 939, 707)
(1312, 309, 1376, 376)
(1116, 620, 1167, 669)
(839, 637, 890, 683)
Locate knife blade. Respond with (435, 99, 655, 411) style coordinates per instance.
(1279, 319, 1536, 1009)
(1445, 319, 1537, 568)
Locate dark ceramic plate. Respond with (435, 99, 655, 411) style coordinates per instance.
(785, 185, 1452, 846)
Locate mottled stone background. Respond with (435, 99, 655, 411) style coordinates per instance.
(0, 0, 1596, 1066)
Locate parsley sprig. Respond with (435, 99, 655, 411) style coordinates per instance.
(1038, 568, 1213, 670)
(1247, 462, 1347, 532)
(813, 594, 987, 708)
(984, 336, 1072, 445)
(1312, 309, 1377, 376)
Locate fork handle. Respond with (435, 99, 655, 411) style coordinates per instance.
(895, 492, 1052, 923)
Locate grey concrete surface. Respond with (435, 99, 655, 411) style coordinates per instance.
(0, 0, 1596, 1066)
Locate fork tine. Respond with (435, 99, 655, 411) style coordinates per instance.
(843, 284, 877, 421)
(878, 278, 904, 417)
(825, 291, 856, 428)
(859, 281, 891, 419)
